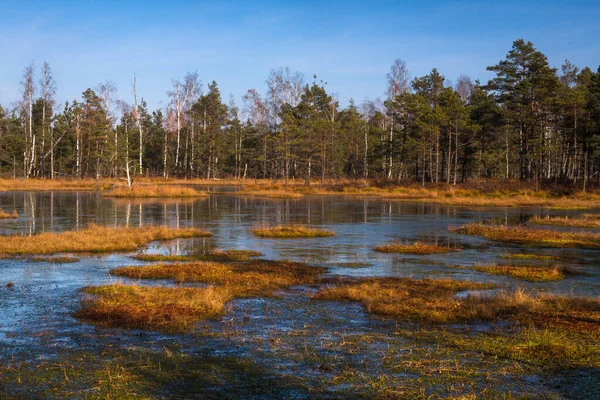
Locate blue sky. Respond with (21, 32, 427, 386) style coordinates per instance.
(1, 0, 599, 112)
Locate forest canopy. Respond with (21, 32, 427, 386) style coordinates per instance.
(1, 39, 599, 189)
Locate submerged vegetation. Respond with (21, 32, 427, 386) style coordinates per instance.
(251, 224, 335, 238)
(373, 241, 458, 255)
(0, 224, 211, 255)
(451, 223, 600, 249)
(133, 249, 262, 263)
(29, 255, 79, 263)
(103, 184, 208, 198)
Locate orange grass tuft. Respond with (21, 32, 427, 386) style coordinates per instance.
(111, 259, 325, 297)
(251, 224, 335, 238)
(373, 241, 458, 255)
(74, 284, 229, 332)
(450, 223, 600, 249)
(471, 264, 577, 281)
(0, 224, 212, 255)
(103, 185, 208, 198)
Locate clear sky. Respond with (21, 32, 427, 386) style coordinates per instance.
(1, 0, 599, 113)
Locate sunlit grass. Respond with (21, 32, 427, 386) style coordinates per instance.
(78, 259, 325, 331)
(75, 284, 229, 332)
(0, 224, 212, 255)
(111, 259, 325, 297)
(314, 278, 496, 323)
(103, 185, 208, 198)
(500, 253, 560, 261)
(251, 224, 335, 238)
(373, 241, 458, 255)
(531, 215, 600, 228)
(471, 264, 576, 281)
(451, 223, 600, 249)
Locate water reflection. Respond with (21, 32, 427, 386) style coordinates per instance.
(0, 190, 599, 296)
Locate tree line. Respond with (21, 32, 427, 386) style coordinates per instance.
(1, 39, 600, 188)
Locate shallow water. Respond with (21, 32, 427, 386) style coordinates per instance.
(0, 190, 598, 398)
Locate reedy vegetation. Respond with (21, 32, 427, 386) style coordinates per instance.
(0, 224, 211, 255)
(1, 39, 600, 189)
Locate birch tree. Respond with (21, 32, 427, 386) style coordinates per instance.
(20, 62, 36, 177)
(39, 62, 56, 177)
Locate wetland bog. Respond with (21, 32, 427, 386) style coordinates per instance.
(1, 188, 599, 398)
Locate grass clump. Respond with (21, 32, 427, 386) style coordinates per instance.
(29, 255, 79, 263)
(0, 209, 18, 219)
(133, 249, 262, 263)
(500, 253, 560, 261)
(471, 264, 576, 282)
(0, 224, 212, 255)
(252, 224, 335, 238)
(451, 223, 600, 249)
(74, 284, 228, 332)
(103, 185, 208, 198)
(111, 260, 325, 297)
(531, 215, 600, 228)
(373, 241, 458, 255)
(314, 278, 496, 323)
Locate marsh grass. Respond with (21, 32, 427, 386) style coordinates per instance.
(133, 249, 262, 263)
(316, 278, 600, 339)
(314, 278, 497, 323)
(78, 259, 324, 331)
(75, 284, 229, 332)
(103, 185, 208, 198)
(373, 241, 458, 255)
(531, 215, 600, 228)
(111, 260, 325, 297)
(500, 253, 560, 261)
(29, 255, 79, 263)
(0, 224, 212, 255)
(471, 264, 577, 281)
(451, 223, 600, 249)
(0, 208, 18, 219)
(252, 224, 335, 238)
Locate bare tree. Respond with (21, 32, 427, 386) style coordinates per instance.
(39, 62, 56, 177)
(117, 100, 133, 187)
(97, 80, 117, 175)
(20, 62, 36, 177)
(243, 88, 269, 178)
(131, 74, 144, 175)
(385, 59, 410, 178)
(455, 74, 473, 104)
(167, 72, 200, 172)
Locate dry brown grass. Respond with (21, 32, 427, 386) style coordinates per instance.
(531, 215, 600, 228)
(0, 224, 212, 255)
(314, 278, 495, 323)
(472, 264, 576, 282)
(74, 284, 229, 332)
(451, 223, 600, 249)
(0, 178, 113, 191)
(500, 253, 560, 261)
(103, 185, 208, 198)
(111, 259, 325, 297)
(252, 224, 335, 238)
(314, 278, 600, 333)
(78, 258, 325, 331)
(373, 241, 458, 255)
